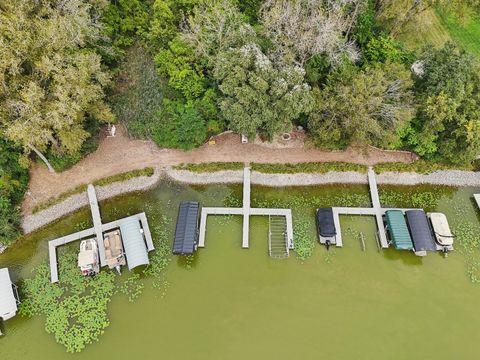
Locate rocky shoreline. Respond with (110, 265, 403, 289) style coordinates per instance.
(20, 167, 480, 235)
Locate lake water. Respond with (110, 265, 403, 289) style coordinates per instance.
(1, 181, 480, 360)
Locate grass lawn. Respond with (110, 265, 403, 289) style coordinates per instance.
(395, 8, 451, 50)
(436, 7, 480, 57)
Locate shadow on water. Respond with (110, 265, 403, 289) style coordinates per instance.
(382, 248, 424, 266)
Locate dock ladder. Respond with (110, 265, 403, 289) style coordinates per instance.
(268, 215, 289, 259)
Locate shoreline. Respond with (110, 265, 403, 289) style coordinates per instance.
(21, 167, 480, 235)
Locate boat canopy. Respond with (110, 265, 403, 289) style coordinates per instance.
(385, 210, 414, 250)
(316, 208, 336, 237)
(119, 218, 149, 270)
(0, 268, 18, 321)
(405, 210, 436, 252)
(173, 201, 200, 255)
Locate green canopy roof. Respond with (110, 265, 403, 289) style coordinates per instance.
(385, 210, 413, 250)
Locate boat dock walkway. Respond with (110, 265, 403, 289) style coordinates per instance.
(330, 168, 418, 249)
(198, 167, 294, 252)
(48, 187, 154, 283)
(474, 194, 480, 210)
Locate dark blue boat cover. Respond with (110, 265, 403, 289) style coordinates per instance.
(173, 201, 200, 255)
(405, 210, 436, 252)
(316, 208, 336, 237)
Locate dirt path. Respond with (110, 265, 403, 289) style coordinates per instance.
(23, 124, 416, 214)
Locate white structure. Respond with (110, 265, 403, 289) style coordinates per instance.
(0, 268, 19, 321)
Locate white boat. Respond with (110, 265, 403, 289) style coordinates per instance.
(103, 230, 126, 274)
(428, 212, 454, 254)
(78, 238, 100, 276)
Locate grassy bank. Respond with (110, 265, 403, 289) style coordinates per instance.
(174, 162, 245, 172)
(436, 7, 480, 57)
(251, 162, 369, 174)
(32, 168, 155, 214)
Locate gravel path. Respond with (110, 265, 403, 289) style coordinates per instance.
(21, 167, 480, 235)
(22, 169, 162, 234)
(24, 124, 416, 214)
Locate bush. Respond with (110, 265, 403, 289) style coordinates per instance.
(0, 139, 29, 245)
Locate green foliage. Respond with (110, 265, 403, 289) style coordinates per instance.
(251, 162, 368, 174)
(0, 138, 29, 245)
(308, 62, 414, 149)
(214, 44, 313, 139)
(410, 43, 480, 164)
(111, 44, 164, 139)
(102, 0, 150, 55)
(0, 0, 114, 166)
(153, 99, 208, 149)
(364, 35, 415, 65)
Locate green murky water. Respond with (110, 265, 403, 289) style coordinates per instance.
(1, 181, 480, 359)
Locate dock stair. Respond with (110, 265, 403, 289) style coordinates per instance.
(268, 215, 289, 259)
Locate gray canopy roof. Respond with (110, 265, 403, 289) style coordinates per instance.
(173, 201, 200, 255)
(119, 218, 149, 270)
(0, 268, 17, 321)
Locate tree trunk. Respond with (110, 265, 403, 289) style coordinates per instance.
(28, 144, 56, 173)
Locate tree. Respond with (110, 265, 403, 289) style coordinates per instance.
(409, 43, 480, 164)
(260, 0, 366, 66)
(0, 0, 114, 171)
(308, 62, 414, 149)
(182, 0, 256, 67)
(213, 44, 313, 139)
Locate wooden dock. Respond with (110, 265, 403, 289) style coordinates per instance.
(48, 186, 154, 283)
(198, 167, 293, 252)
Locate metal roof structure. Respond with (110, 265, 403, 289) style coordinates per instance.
(316, 208, 336, 237)
(385, 210, 414, 250)
(405, 210, 436, 252)
(119, 218, 149, 270)
(0, 268, 18, 321)
(173, 201, 200, 255)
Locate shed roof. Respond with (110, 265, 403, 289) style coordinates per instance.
(0, 268, 17, 321)
(173, 201, 200, 255)
(405, 210, 436, 252)
(119, 218, 149, 270)
(316, 208, 336, 237)
(385, 210, 414, 250)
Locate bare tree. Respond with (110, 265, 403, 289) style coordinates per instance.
(260, 0, 366, 67)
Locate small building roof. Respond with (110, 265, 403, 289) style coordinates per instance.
(173, 201, 200, 255)
(119, 218, 149, 270)
(0, 268, 17, 321)
(405, 210, 436, 252)
(385, 210, 414, 250)
(316, 208, 336, 237)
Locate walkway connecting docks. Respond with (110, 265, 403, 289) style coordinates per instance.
(198, 167, 294, 257)
(48, 185, 154, 283)
(327, 168, 418, 249)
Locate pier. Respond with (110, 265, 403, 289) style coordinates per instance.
(330, 168, 418, 249)
(48, 186, 154, 283)
(198, 167, 294, 254)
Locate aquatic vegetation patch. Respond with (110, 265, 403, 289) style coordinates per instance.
(378, 186, 453, 211)
(19, 252, 116, 353)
